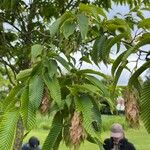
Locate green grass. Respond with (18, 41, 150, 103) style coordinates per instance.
(23, 115, 150, 150)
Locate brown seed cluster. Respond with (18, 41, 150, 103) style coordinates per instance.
(40, 88, 50, 114)
(123, 89, 139, 127)
(70, 112, 86, 147)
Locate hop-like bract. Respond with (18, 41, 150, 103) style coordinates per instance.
(69, 112, 86, 148)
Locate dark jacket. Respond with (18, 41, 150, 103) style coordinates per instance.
(103, 137, 136, 150)
(22, 143, 41, 150)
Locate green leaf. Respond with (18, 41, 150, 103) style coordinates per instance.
(55, 55, 70, 71)
(53, 129, 62, 150)
(136, 11, 144, 20)
(78, 69, 107, 79)
(43, 58, 58, 78)
(72, 84, 100, 96)
(112, 33, 150, 90)
(11, 0, 17, 9)
(31, 44, 43, 59)
(49, 12, 74, 37)
(77, 13, 88, 40)
(29, 75, 44, 109)
(91, 100, 102, 132)
(141, 80, 150, 133)
(20, 87, 36, 130)
(80, 56, 92, 64)
(138, 18, 150, 29)
(3, 84, 23, 111)
(92, 35, 107, 64)
(16, 68, 33, 81)
(49, 18, 62, 37)
(75, 95, 100, 142)
(105, 18, 131, 34)
(79, 3, 107, 19)
(111, 51, 126, 76)
(128, 60, 150, 87)
(61, 18, 76, 39)
(103, 33, 128, 62)
(43, 73, 62, 108)
(113, 61, 128, 92)
(42, 112, 63, 150)
(0, 110, 19, 150)
(102, 38, 113, 64)
(85, 75, 109, 97)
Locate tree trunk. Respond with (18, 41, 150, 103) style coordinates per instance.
(13, 117, 24, 150)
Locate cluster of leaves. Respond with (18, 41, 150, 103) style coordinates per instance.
(44, 2, 150, 134)
(0, 42, 114, 149)
(0, 0, 149, 86)
(0, 1, 150, 150)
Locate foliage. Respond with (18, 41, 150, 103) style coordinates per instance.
(141, 79, 150, 133)
(0, 0, 150, 149)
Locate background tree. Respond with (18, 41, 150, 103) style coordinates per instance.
(0, 0, 149, 150)
(0, 0, 149, 86)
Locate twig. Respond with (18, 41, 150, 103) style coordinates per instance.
(4, 64, 16, 86)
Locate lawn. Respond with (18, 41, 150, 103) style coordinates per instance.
(23, 115, 150, 150)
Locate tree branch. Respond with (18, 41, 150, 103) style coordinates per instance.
(0, 15, 22, 32)
(3, 64, 16, 86)
(0, 57, 18, 74)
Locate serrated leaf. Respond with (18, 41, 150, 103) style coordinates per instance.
(141, 80, 150, 133)
(136, 11, 144, 20)
(43, 73, 62, 108)
(79, 3, 107, 19)
(138, 18, 150, 29)
(103, 33, 128, 62)
(31, 44, 43, 59)
(78, 69, 107, 79)
(91, 100, 102, 132)
(29, 75, 44, 109)
(3, 84, 23, 111)
(128, 60, 150, 87)
(113, 61, 128, 93)
(0, 110, 19, 150)
(50, 12, 74, 37)
(16, 68, 33, 81)
(80, 56, 92, 64)
(42, 112, 63, 150)
(50, 18, 62, 37)
(102, 38, 113, 64)
(72, 84, 100, 96)
(137, 33, 150, 47)
(75, 95, 100, 143)
(55, 55, 70, 71)
(105, 18, 131, 34)
(92, 35, 107, 64)
(20, 87, 36, 130)
(11, 0, 17, 9)
(43, 58, 58, 78)
(77, 13, 88, 40)
(85, 75, 109, 96)
(61, 18, 76, 39)
(111, 51, 126, 76)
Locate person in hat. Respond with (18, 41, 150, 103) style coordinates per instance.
(22, 136, 41, 150)
(103, 123, 136, 150)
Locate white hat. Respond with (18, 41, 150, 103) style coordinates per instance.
(110, 123, 123, 138)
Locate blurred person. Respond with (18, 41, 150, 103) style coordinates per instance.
(22, 136, 41, 150)
(103, 123, 135, 150)
(116, 97, 125, 115)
